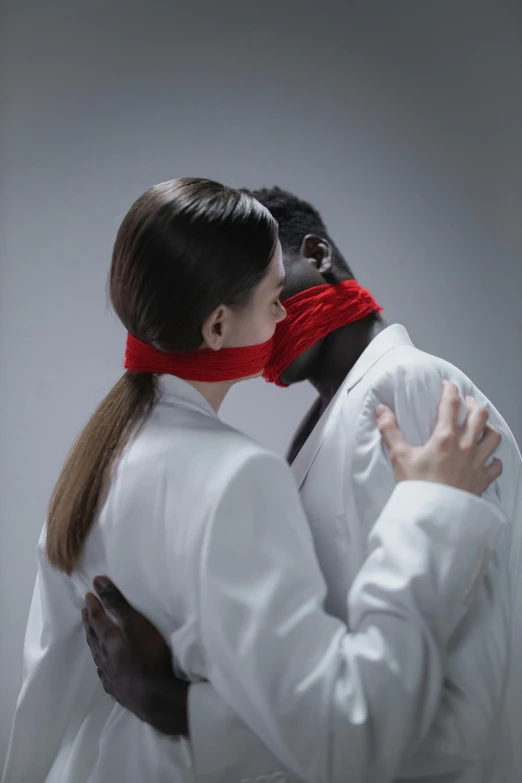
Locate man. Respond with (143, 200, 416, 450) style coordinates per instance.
(84, 187, 522, 782)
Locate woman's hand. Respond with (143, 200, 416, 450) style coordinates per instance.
(377, 380, 502, 496)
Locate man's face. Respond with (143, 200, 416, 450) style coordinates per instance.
(275, 230, 356, 386)
(277, 249, 328, 386)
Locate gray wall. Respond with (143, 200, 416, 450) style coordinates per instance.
(1, 0, 521, 765)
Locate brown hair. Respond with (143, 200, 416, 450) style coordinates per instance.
(46, 178, 278, 574)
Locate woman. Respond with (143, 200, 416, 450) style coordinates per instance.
(2, 178, 505, 783)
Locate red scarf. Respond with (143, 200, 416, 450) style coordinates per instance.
(124, 333, 273, 382)
(263, 280, 382, 386)
(124, 280, 381, 385)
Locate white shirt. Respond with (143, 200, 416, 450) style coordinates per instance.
(2, 369, 507, 783)
(188, 325, 522, 783)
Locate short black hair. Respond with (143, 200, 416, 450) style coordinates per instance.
(241, 186, 331, 257)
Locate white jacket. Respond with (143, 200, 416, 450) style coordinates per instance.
(2, 367, 508, 783)
(188, 325, 522, 783)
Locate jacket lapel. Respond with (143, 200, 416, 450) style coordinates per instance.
(291, 324, 414, 489)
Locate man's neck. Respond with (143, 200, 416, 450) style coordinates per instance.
(286, 315, 388, 465)
(307, 315, 388, 407)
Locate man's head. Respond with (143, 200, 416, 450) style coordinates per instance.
(242, 186, 356, 384)
(244, 186, 354, 295)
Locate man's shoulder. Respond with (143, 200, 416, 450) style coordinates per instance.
(338, 343, 476, 445)
(343, 343, 483, 419)
(371, 343, 472, 390)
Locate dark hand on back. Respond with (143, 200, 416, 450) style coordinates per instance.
(82, 576, 189, 736)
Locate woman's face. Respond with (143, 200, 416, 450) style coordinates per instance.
(214, 241, 287, 350)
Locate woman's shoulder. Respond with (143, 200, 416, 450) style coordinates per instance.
(143, 406, 276, 465)
(190, 419, 289, 501)
(116, 406, 287, 514)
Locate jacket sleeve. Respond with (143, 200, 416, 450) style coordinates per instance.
(351, 364, 511, 775)
(190, 448, 506, 783)
(2, 529, 100, 783)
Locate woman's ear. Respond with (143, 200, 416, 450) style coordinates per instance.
(300, 234, 333, 275)
(201, 305, 229, 351)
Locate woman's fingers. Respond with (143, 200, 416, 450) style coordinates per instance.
(377, 405, 408, 462)
(434, 381, 462, 440)
(484, 457, 503, 483)
(474, 424, 502, 467)
(461, 396, 489, 448)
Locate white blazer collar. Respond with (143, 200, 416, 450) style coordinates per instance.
(158, 374, 219, 420)
(343, 323, 413, 395)
(291, 324, 414, 489)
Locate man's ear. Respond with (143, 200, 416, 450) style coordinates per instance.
(300, 234, 333, 275)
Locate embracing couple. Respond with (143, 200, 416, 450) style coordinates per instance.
(3, 180, 521, 783)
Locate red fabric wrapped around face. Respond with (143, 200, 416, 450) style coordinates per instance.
(263, 280, 383, 387)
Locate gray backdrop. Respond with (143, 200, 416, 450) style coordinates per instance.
(1, 0, 521, 766)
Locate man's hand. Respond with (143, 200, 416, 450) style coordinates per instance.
(82, 576, 190, 736)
